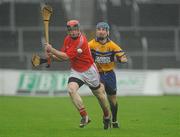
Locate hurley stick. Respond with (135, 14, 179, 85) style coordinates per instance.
(41, 4, 52, 67)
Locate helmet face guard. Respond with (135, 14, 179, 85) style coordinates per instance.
(67, 25, 79, 31)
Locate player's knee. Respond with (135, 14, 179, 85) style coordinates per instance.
(67, 85, 77, 95)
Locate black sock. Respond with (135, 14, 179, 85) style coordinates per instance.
(110, 103, 118, 122)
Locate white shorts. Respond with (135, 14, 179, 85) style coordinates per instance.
(69, 63, 100, 88)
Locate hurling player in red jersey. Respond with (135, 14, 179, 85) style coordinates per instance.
(45, 20, 111, 129)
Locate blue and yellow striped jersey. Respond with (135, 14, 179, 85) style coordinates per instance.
(89, 39, 125, 72)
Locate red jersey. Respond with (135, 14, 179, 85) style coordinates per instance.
(61, 34, 94, 72)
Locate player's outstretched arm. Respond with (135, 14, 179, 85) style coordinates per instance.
(45, 43, 69, 60)
(51, 54, 64, 62)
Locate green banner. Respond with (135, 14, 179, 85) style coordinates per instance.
(17, 71, 69, 93)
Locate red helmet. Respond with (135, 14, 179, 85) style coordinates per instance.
(67, 20, 80, 30)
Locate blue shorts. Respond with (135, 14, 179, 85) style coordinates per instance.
(99, 70, 117, 95)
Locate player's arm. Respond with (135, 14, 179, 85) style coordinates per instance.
(112, 42, 128, 63)
(116, 53, 128, 63)
(49, 53, 64, 62)
(45, 43, 69, 60)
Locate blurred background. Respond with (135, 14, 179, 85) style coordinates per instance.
(1, 0, 180, 70)
(0, 0, 180, 96)
(0, 2, 179, 135)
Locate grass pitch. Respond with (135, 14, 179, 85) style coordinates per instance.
(0, 96, 179, 137)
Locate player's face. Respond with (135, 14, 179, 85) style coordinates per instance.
(67, 27, 80, 38)
(96, 28, 108, 39)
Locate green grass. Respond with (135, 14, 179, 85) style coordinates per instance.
(0, 96, 180, 137)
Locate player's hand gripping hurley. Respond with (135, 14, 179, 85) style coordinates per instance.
(41, 4, 52, 67)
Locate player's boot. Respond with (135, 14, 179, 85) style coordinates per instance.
(79, 116, 91, 128)
(103, 117, 111, 130)
(112, 121, 119, 128)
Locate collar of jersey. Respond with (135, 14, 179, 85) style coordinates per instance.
(95, 37, 110, 45)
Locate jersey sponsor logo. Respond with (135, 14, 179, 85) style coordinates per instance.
(95, 56, 111, 64)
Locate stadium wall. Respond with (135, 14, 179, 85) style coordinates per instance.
(0, 69, 180, 96)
